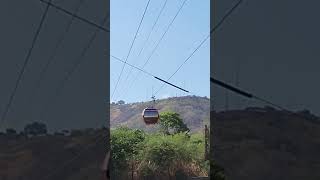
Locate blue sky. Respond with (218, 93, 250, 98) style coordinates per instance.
(110, 0, 210, 103)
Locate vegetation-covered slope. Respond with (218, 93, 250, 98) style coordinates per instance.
(211, 107, 320, 180)
(0, 128, 108, 180)
(110, 96, 210, 132)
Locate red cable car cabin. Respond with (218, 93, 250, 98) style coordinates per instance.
(142, 108, 159, 124)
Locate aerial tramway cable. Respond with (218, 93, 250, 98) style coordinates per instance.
(40, 0, 110, 32)
(122, 0, 169, 84)
(153, 0, 244, 96)
(0, 0, 53, 128)
(28, 0, 86, 118)
(111, 0, 152, 101)
(111, 55, 189, 93)
(39, 13, 109, 120)
(117, 0, 189, 101)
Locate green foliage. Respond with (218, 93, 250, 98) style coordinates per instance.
(136, 132, 207, 177)
(200, 160, 210, 175)
(159, 112, 190, 135)
(110, 127, 145, 174)
(143, 135, 177, 170)
(110, 125, 215, 178)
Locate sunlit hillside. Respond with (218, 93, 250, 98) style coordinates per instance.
(110, 96, 210, 132)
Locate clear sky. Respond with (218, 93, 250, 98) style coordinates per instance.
(110, 0, 210, 103)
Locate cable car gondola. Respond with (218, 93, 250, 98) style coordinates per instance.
(142, 96, 159, 125)
(142, 108, 159, 124)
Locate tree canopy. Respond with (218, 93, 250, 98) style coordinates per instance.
(110, 127, 145, 175)
(159, 112, 190, 135)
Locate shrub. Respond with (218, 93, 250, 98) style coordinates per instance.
(110, 127, 145, 176)
(137, 132, 207, 177)
(110, 127, 210, 178)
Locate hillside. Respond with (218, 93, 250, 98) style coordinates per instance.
(4, 101, 320, 179)
(211, 107, 320, 180)
(110, 96, 210, 132)
(0, 128, 109, 180)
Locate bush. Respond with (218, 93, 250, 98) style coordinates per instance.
(110, 127, 210, 178)
(110, 127, 145, 176)
(137, 132, 207, 177)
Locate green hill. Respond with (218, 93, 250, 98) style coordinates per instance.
(110, 96, 210, 132)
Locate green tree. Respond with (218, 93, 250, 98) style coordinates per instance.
(159, 112, 190, 135)
(110, 127, 145, 176)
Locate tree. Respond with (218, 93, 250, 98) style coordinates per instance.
(117, 100, 125, 105)
(110, 127, 145, 177)
(159, 112, 190, 135)
(24, 122, 47, 136)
